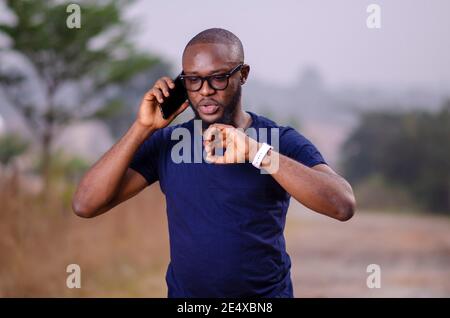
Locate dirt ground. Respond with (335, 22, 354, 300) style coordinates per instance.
(286, 201, 450, 297)
(1, 185, 449, 297)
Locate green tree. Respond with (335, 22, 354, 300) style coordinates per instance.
(341, 101, 450, 213)
(0, 133, 28, 166)
(0, 0, 161, 187)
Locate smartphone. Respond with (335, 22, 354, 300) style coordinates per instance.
(158, 75, 188, 119)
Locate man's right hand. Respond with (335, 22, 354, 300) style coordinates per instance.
(136, 76, 190, 131)
(73, 76, 190, 218)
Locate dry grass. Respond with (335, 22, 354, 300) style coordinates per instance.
(1, 182, 449, 297)
(0, 182, 169, 297)
(286, 201, 450, 297)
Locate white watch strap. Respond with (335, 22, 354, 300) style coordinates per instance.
(252, 143, 273, 169)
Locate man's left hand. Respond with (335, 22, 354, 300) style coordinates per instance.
(203, 123, 259, 164)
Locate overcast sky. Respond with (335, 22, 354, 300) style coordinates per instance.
(125, 0, 450, 90)
(0, 0, 449, 90)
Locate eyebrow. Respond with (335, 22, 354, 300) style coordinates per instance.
(183, 68, 230, 76)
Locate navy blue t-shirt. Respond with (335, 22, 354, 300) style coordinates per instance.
(129, 111, 326, 297)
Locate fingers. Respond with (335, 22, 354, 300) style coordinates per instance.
(163, 76, 175, 89)
(205, 153, 227, 164)
(204, 125, 229, 161)
(204, 132, 227, 164)
(155, 77, 174, 98)
(148, 87, 164, 104)
(203, 125, 250, 164)
(203, 125, 218, 142)
(203, 124, 230, 142)
(144, 90, 156, 101)
(204, 140, 226, 158)
(207, 123, 234, 130)
(145, 77, 176, 104)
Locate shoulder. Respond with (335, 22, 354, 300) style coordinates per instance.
(145, 119, 194, 144)
(250, 112, 326, 165)
(249, 111, 279, 129)
(249, 111, 308, 142)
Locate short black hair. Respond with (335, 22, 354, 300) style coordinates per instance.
(183, 28, 244, 62)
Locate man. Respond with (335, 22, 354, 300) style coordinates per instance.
(72, 28, 356, 298)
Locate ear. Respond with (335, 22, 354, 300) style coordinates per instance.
(240, 64, 250, 85)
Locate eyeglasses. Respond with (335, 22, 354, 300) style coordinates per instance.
(179, 63, 243, 92)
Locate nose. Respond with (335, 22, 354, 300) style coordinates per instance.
(199, 79, 215, 96)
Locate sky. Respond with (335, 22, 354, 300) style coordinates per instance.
(125, 0, 450, 90)
(1, 0, 449, 163)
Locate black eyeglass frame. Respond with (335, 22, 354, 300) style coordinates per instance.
(179, 63, 244, 92)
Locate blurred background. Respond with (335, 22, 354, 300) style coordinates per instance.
(0, 0, 449, 297)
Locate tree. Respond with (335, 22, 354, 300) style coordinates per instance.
(0, 133, 28, 167)
(0, 133, 29, 193)
(341, 101, 450, 213)
(0, 0, 161, 188)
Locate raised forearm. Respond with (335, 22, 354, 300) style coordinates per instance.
(203, 125, 356, 221)
(262, 151, 355, 221)
(72, 121, 154, 216)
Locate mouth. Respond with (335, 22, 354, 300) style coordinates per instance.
(198, 104, 220, 115)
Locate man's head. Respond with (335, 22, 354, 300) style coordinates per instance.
(181, 28, 250, 127)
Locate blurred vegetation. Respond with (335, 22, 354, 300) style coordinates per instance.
(341, 100, 450, 214)
(258, 104, 302, 130)
(100, 62, 172, 139)
(0, 133, 29, 193)
(0, 133, 29, 166)
(0, 180, 170, 297)
(0, 0, 163, 188)
(29, 150, 90, 207)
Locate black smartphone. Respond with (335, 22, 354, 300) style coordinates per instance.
(158, 75, 188, 119)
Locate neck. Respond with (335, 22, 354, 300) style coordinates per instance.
(232, 105, 252, 130)
(197, 102, 252, 131)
